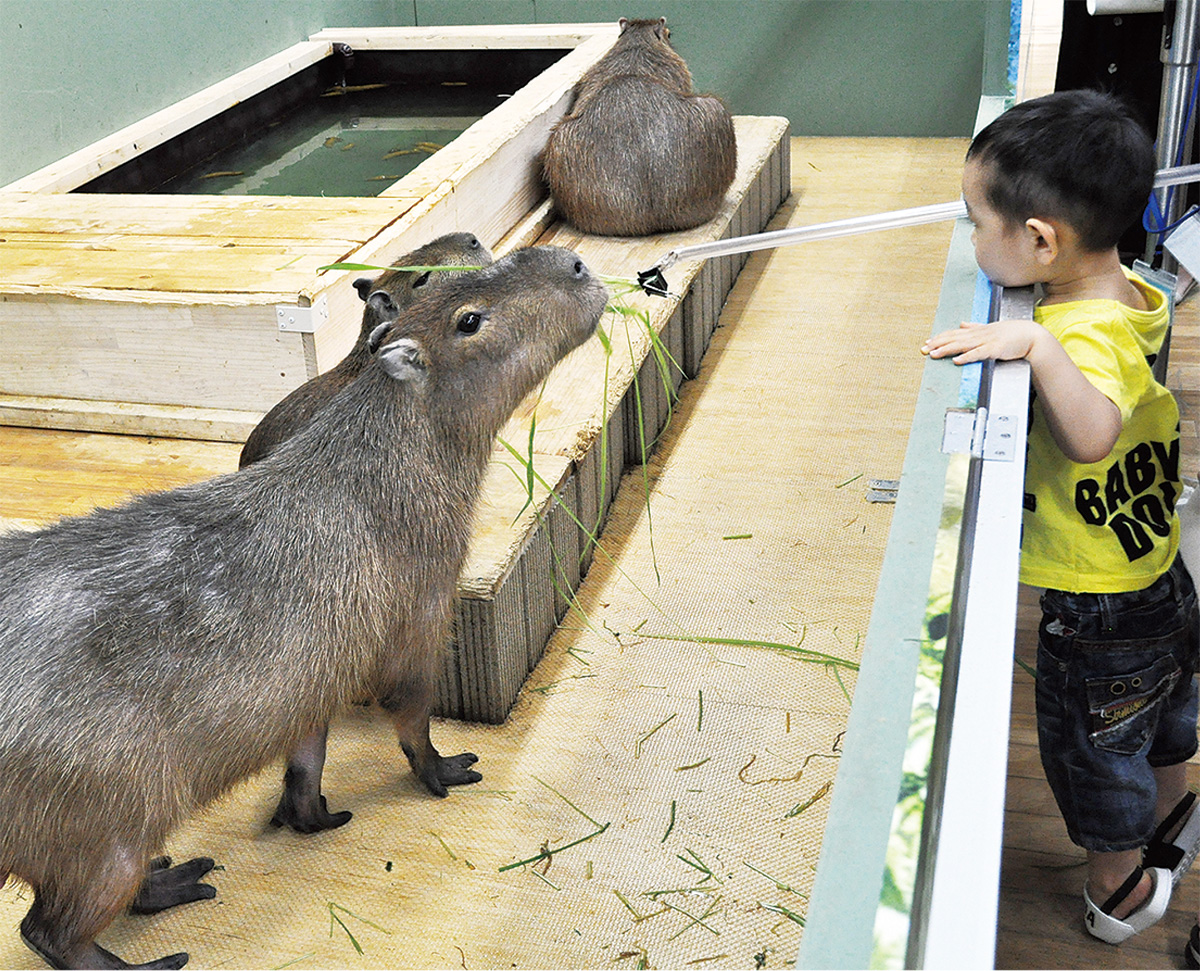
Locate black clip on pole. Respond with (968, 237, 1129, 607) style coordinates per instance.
(637, 266, 670, 297)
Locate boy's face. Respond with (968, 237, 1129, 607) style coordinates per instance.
(962, 159, 1044, 288)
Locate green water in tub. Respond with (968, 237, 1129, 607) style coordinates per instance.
(160, 81, 502, 197)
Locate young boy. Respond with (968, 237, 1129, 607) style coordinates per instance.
(922, 90, 1200, 950)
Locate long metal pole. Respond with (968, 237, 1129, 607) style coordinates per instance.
(1146, 0, 1200, 267)
(639, 162, 1200, 294)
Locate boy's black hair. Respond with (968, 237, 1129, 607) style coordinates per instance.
(966, 89, 1155, 252)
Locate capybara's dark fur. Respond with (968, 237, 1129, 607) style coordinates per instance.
(241, 232, 494, 835)
(541, 17, 737, 237)
(240, 232, 492, 468)
(0, 245, 608, 970)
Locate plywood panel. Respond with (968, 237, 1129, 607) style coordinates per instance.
(1, 235, 370, 294)
(0, 192, 419, 240)
(0, 295, 305, 411)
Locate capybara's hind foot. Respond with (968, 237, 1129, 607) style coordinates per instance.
(128, 857, 216, 915)
(270, 790, 353, 834)
(21, 920, 188, 969)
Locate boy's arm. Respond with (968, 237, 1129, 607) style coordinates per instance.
(922, 319, 1121, 464)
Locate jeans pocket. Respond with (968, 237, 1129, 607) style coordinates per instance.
(1085, 652, 1181, 756)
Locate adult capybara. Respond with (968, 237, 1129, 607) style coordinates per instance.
(541, 17, 737, 236)
(243, 232, 494, 835)
(0, 246, 608, 970)
(240, 232, 492, 467)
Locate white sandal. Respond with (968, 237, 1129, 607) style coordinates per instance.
(1145, 791, 1200, 886)
(1083, 865, 1172, 944)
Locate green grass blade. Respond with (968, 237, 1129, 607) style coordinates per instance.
(498, 822, 611, 872)
(316, 261, 486, 273)
(640, 631, 859, 671)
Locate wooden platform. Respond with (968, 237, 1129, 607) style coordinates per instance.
(0, 135, 968, 969)
(2, 115, 793, 727)
(0, 15, 790, 726)
(447, 115, 790, 722)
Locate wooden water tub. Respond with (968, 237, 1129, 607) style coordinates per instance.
(0, 24, 622, 440)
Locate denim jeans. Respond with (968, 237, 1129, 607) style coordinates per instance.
(1036, 557, 1200, 852)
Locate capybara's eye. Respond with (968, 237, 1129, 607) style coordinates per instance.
(411, 271, 431, 290)
(456, 311, 484, 335)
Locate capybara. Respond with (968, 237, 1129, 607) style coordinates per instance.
(242, 232, 494, 835)
(541, 17, 737, 236)
(240, 232, 492, 467)
(0, 245, 608, 970)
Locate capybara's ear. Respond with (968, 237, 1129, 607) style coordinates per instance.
(368, 290, 400, 318)
(353, 276, 375, 301)
(618, 17, 629, 31)
(378, 338, 428, 382)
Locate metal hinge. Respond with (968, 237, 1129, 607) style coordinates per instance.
(941, 406, 1019, 461)
(275, 295, 329, 334)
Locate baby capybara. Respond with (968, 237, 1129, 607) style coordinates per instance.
(240, 232, 492, 467)
(0, 246, 608, 970)
(242, 232, 494, 835)
(541, 17, 737, 236)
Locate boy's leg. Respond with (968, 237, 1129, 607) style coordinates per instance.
(1087, 848, 1151, 919)
(1154, 762, 1190, 823)
(1089, 763, 1191, 923)
(1036, 564, 1198, 941)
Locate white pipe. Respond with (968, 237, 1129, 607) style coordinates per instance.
(642, 163, 1200, 283)
(651, 200, 967, 273)
(1087, 0, 1163, 14)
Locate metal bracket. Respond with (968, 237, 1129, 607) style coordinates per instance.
(275, 295, 329, 334)
(941, 406, 1019, 461)
(866, 478, 900, 503)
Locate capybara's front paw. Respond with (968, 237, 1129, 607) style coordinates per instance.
(437, 752, 481, 787)
(270, 792, 353, 834)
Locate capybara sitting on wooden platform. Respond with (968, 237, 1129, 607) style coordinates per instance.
(0, 246, 608, 970)
(541, 17, 737, 237)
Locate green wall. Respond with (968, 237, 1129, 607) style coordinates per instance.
(0, 0, 1004, 188)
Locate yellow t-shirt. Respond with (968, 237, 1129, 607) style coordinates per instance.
(1020, 271, 1179, 593)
